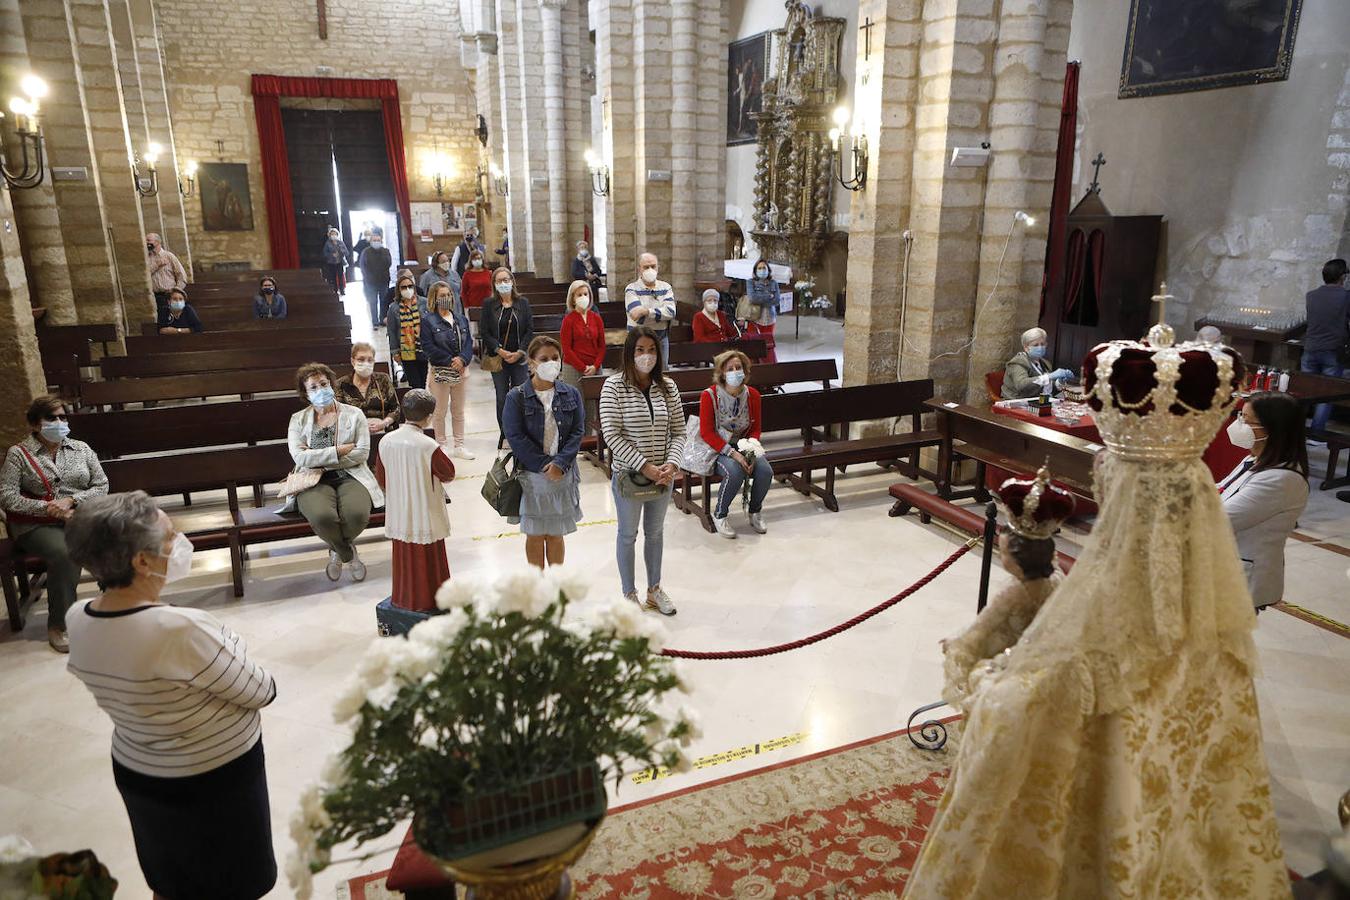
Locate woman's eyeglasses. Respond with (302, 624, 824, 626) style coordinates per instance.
(44, 414, 70, 422)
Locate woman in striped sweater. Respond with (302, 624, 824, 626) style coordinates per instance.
(600, 327, 686, 615)
(64, 492, 278, 900)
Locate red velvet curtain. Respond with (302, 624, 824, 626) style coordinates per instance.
(1088, 228, 1107, 301)
(1040, 61, 1081, 320)
(1064, 229, 1087, 317)
(250, 75, 414, 267)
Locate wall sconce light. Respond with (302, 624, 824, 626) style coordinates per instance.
(178, 159, 197, 198)
(427, 153, 454, 200)
(490, 162, 508, 197)
(827, 106, 867, 192)
(2, 74, 49, 190)
(584, 147, 609, 197)
(133, 141, 161, 197)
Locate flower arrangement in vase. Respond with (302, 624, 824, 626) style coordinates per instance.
(287, 566, 699, 899)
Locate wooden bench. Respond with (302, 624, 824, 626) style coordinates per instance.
(79, 366, 338, 410)
(1309, 428, 1350, 490)
(98, 345, 355, 380)
(138, 312, 352, 335)
(124, 324, 353, 356)
(673, 381, 944, 530)
(600, 338, 764, 370)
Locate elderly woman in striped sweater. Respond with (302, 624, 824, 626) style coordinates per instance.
(600, 326, 685, 616)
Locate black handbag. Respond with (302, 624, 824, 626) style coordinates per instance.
(482, 451, 523, 517)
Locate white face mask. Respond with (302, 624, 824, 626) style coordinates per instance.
(641, 268, 658, 285)
(535, 360, 562, 383)
(353, 361, 375, 377)
(496, 281, 513, 295)
(574, 296, 591, 311)
(755, 267, 768, 279)
(400, 287, 415, 299)
(471, 259, 483, 269)
(149, 532, 194, 584)
(703, 300, 719, 312)
(634, 353, 657, 374)
(436, 261, 449, 271)
(1227, 418, 1257, 450)
(724, 369, 745, 387)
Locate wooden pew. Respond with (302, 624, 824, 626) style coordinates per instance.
(124, 324, 354, 356)
(78, 366, 351, 410)
(75, 396, 301, 458)
(601, 338, 763, 369)
(37, 323, 121, 399)
(672, 381, 945, 530)
(98, 345, 354, 380)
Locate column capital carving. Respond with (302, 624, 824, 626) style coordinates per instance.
(538, 0, 567, 9)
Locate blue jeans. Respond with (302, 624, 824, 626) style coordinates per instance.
(611, 473, 672, 596)
(1302, 349, 1344, 433)
(492, 360, 529, 442)
(364, 281, 385, 327)
(714, 452, 772, 518)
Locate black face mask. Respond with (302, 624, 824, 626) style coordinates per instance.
(263, 287, 275, 294)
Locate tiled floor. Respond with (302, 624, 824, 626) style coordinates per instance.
(1, 292, 1346, 896)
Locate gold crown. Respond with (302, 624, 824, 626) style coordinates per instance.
(994, 465, 1076, 539)
(1084, 327, 1243, 462)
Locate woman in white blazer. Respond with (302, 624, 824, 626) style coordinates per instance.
(288, 363, 386, 582)
(1219, 391, 1310, 610)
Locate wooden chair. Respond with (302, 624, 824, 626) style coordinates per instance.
(984, 370, 1005, 404)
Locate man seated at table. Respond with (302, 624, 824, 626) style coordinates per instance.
(1001, 327, 1072, 400)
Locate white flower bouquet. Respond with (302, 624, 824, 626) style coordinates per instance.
(735, 438, 766, 507)
(288, 567, 699, 898)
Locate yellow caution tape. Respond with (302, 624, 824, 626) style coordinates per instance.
(630, 732, 809, 784)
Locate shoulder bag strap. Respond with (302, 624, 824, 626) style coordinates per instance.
(17, 445, 55, 500)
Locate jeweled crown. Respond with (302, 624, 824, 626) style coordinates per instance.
(1083, 325, 1244, 462)
(995, 465, 1076, 539)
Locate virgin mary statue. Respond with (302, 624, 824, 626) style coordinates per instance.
(905, 325, 1290, 899)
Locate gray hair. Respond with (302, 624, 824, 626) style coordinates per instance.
(66, 491, 166, 590)
(1020, 327, 1047, 349)
(402, 388, 437, 423)
(702, 289, 721, 303)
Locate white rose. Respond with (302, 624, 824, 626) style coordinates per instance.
(674, 704, 704, 745)
(320, 754, 346, 786)
(410, 607, 469, 651)
(332, 678, 368, 724)
(672, 750, 694, 773)
(0, 834, 35, 864)
(542, 564, 591, 604)
(285, 849, 316, 899)
(436, 573, 495, 612)
(496, 568, 557, 618)
(365, 679, 400, 711)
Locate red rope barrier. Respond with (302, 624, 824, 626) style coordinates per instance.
(659, 539, 977, 660)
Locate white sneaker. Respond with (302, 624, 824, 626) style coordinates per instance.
(645, 586, 677, 616)
(451, 446, 477, 460)
(713, 516, 737, 539)
(749, 512, 767, 534)
(349, 547, 367, 582)
(325, 551, 343, 581)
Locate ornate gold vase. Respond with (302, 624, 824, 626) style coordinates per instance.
(435, 820, 601, 900)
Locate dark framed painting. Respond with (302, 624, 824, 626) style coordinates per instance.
(1118, 0, 1303, 99)
(728, 32, 769, 146)
(198, 162, 255, 231)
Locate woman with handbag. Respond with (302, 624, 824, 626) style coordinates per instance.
(742, 260, 781, 364)
(419, 280, 476, 460)
(698, 350, 771, 539)
(599, 327, 685, 616)
(287, 363, 385, 582)
(0, 395, 109, 653)
(502, 336, 585, 568)
(481, 266, 534, 450)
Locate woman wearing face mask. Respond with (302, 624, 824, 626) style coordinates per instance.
(1002, 327, 1073, 400)
(156, 288, 204, 334)
(419, 280, 476, 459)
(503, 336, 585, 568)
(699, 350, 771, 538)
(600, 327, 685, 615)
(253, 275, 288, 320)
(1218, 391, 1310, 610)
(570, 240, 605, 295)
(559, 279, 605, 386)
(693, 288, 737, 343)
(481, 266, 535, 448)
(744, 259, 781, 364)
(419, 250, 454, 298)
(459, 248, 493, 315)
(336, 342, 400, 435)
(385, 273, 431, 389)
(64, 491, 278, 900)
(288, 363, 385, 582)
(322, 227, 348, 292)
(1, 395, 108, 653)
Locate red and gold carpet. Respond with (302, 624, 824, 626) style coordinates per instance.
(347, 719, 961, 898)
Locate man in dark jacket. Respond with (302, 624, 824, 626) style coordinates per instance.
(1304, 258, 1349, 439)
(570, 240, 604, 295)
(358, 230, 393, 329)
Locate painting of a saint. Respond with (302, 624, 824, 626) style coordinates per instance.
(728, 33, 768, 146)
(199, 162, 255, 231)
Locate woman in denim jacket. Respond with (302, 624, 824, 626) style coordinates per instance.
(502, 336, 584, 569)
(419, 280, 476, 459)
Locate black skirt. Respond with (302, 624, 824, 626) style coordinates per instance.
(113, 738, 277, 900)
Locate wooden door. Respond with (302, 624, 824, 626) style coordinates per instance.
(281, 108, 339, 270)
(333, 111, 397, 256)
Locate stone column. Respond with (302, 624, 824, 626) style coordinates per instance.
(18, 0, 124, 334)
(0, 187, 49, 447)
(667, 0, 698, 299)
(843, 0, 923, 387)
(562, 0, 591, 263)
(66, 0, 155, 327)
(514, 0, 551, 277)
(0, 0, 77, 324)
(495, 0, 526, 272)
(106, 0, 162, 240)
(594, 0, 637, 294)
(539, 0, 569, 284)
(472, 3, 504, 249)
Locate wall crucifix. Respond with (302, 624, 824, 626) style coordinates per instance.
(860, 17, 875, 60)
(1088, 152, 1106, 194)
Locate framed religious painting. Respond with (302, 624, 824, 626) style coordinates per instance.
(1118, 0, 1303, 98)
(727, 32, 769, 146)
(198, 162, 255, 231)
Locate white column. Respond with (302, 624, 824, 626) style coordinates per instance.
(540, 0, 569, 284)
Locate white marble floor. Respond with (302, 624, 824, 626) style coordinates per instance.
(1, 296, 1347, 896)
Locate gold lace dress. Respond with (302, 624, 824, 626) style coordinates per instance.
(940, 574, 1060, 712)
(905, 453, 1290, 900)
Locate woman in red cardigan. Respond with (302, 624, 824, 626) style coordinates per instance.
(693, 288, 737, 343)
(459, 247, 493, 312)
(559, 279, 606, 386)
(698, 349, 771, 539)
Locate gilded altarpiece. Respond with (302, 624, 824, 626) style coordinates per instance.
(750, 2, 845, 272)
